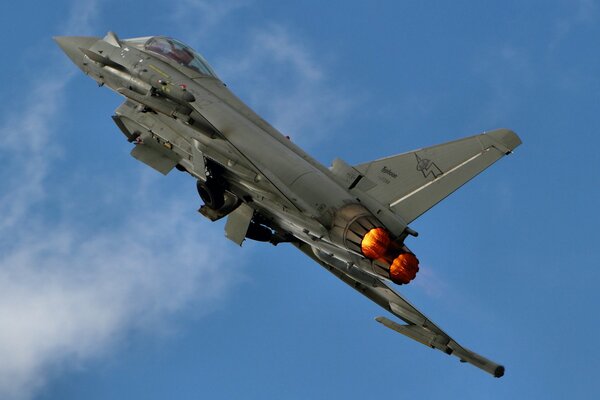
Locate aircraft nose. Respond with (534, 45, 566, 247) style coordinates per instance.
(53, 36, 99, 69)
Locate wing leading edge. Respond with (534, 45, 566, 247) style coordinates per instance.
(294, 242, 505, 378)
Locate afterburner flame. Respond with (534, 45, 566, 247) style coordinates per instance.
(360, 226, 420, 285)
(389, 253, 419, 284)
(361, 227, 391, 260)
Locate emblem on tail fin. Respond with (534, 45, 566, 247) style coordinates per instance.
(415, 153, 443, 179)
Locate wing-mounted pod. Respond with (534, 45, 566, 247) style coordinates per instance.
(330, 204, 419, 284)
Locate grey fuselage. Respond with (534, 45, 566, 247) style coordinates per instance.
(54, 35, 409, 262)
(55, 34, 514, 378)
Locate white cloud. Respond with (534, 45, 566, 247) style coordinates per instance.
(0, 0, 101, 231)
(0, 204, 232, 400)
(171, 0, 249, 39)
(0, 2, 355, 397)
(411, 265, 448, 299)
(252, 26, 323, 81)
(215, 24, 353, 145)
(469, 44, 535, 128)
(0, 79, 66, 232)
(551, 0, 597, 49)
(0, 1, 236, 399)
(61, 0, 98, 35)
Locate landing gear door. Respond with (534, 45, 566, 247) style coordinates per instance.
(225, 203, 254, 246)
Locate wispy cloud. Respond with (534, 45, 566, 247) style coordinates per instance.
(551, 0, 597, 49)
(469, 44, 535, 128)
(472, 0, 598, 126)
(0, 3, 355, 397)
(0, 201, 232, 400)
(168, 1, 353, 145)
(171, 0, 249, 40)
(0, 1, 236, 399)
(0, 79, 66, 233)
(216, 24, 353, 145)
(0, 0, 100, 232)
(411, 265, 448, 299)
(61, 0, 98, 35)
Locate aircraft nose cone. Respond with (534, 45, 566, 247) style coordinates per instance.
(53, 36, 99, 69)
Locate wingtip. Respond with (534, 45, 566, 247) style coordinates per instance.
(486, 128, 522, 152)
(494, 365, 505, 378)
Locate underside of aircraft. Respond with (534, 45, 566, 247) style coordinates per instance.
(55, 32, 521, 378)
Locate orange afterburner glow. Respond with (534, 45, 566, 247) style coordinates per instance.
(361, 227, 391, 259)
(360, 226, 420, 285)
(390, 253, 419, 284)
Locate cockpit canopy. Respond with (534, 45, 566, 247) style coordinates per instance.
(125, 36, 217, 77)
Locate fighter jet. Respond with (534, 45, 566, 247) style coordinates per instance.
(55, 32, 521, 378)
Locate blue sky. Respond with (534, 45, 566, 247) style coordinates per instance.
(0, 0, 599, 399)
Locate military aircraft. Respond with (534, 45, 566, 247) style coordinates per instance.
(55, 32, 521, 378)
